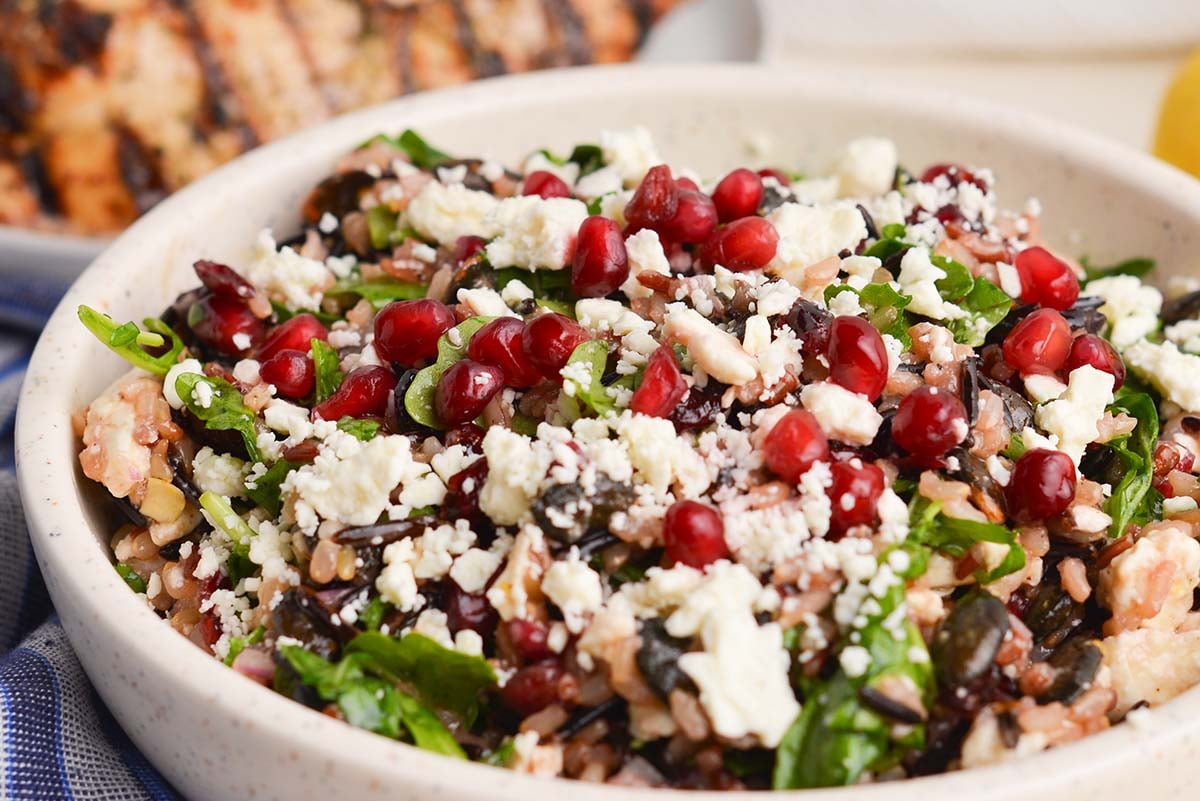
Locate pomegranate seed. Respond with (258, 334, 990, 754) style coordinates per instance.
(756, 168, 790, 186)
(828, 459, 885, 533)
(629, 345, 687, 418)
(257, 313, 328, 360)
(373, 299, 455, 367)
(624, 165, 678, 231)
(1014, 246, 1080, 311)
(521, 313, 590, 378)
(920, 163, 986, 190)
(501, 661, 565, 716)
(892, 385, 968, 458)
(1064, 334, 1126, 389)
(454, 235, 486, 264)
(662, 500, 729, 568)
(762, 409, 830, 483)
(571, 216, 630, 298)
(661, 189, 718, 244)
(187, 295, 265, 356)
(787, 299, 834, 360)
(698, 217, 779, 272)
(675, 177, 701, 192)
(827, 316, 889, 401)
(508, 619, 553, 662)
(194, 260, 257, 302)
(1002, 308, 1072, 375)
(259, 349, 315, 398)
(443, 582, 497, 639)
(434, 359, 504, 426)
(467, 317, 543, 387)
(1005, 448, 1076, 523)
(522, 170, 572, 199)
(313, 365, 397, 420)
(711, 168, 764, 222)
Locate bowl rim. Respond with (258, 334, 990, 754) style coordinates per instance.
(16, 62, 1200, 800)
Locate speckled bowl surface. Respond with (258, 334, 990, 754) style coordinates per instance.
(16, 64, 1200, 801)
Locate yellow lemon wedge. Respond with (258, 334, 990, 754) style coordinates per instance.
(1154, 49, 1200, 178)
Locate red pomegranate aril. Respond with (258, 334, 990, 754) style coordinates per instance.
(259, 349, 315, 398)
(522, 313, 590, 377)
(828, 459, 886, 533)
(762, 409, 830, 483)
(920, 163, 985, 190)
(827, 315, 889, 401)
(468, 317, 542, 387)
(443, 582, 497, 638)
(1005, 448, 1077, 523)
(698, 216, 779, 272)
(434, 359, 504, 426)
(661, 189, 718, 244)
(712, 168, 764, 222)
(501, 661, 565, 716)
(522, 170, 572, 199)
(194, 259, 257, 302)
(624, 165, 679, 230)
(892, 385, 969, 458)
(257, 313, 328, 360)
(1014, 246, 1080, 311)
(313, 365, 397, 421)
(1064, 333, 1126, 389)
(675, 176, 701, 192)
(757, 168, 791, 185)
(663, 500, 729, 568)
(444, 422, 486, 450)
(508, 619, 553, 662)
(373, 298, 456, 367)
(187, 295, 266, 356)
(571, 216, 630, 298)
(629, 345, 688, 418)
(1002, 308, 1072, 375)
(454, 235, 486, 264)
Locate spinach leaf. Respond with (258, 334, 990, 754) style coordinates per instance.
(1081, 256, 1155, 283)
(907, 497, 1025, 584)
(560, 340, 620, 418)
(366, 206, 400, 250)
(337, 416, 381, 441)
(393, 692, 468, 756)
(1104, 387, 1158, 537)
(223, 625, 265, 666)
(244, 460, 297, 518)
(114, 563, 146, 593)
(825, 283, 913, 346)
(78, 306, 185, 376)
(931, 254, 975, 301)
(358, 597, 389, 632)
(567, 143, 605, 176)
(175, 373, 263, 462)
(862, 223, 910, 261)
(404, 316, 492, 429)
(395, 129, 452, 170)
(345, 631, 497, 726)
(947, 277, 1013, 347)
(329, 277, 427, 307)
(310, 339, 343, 403)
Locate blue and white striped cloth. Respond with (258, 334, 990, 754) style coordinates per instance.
(1, 275, 180, 799)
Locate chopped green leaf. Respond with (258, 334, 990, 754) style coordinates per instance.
(862, 224, 910, 262)
(174, 373, 262, 462)
(358, 597, 389, 632)
(396, 129, 452, 170)
(329, 277, 428, 306)
(404, 316, 492, 430)
(560, 339, 623, 418)
(908, 497, 1025, 584)
(483, 739, 515, 767)
(931, 254, 975, 301)
(345, 632, 497, 726)
(1002, 432, 1027, 460)
(337, 416, 380, 441)
(366, 205, 400, 250)
(947, 278, 1013, 347)
(115, 563, 146, 593)
(393, 692, 468, 757)
(825, 283, 913, 346)
(1105, 387, 1158, 537)
(1081, 256, 1155, 283)
(198, 490, 256, 547)
(78, 306, 185, 376)
(224, 625, 265, 666)
(310, 338, 343, 403)
(244, 460, 297, 518)
(567, 143, 605, 176)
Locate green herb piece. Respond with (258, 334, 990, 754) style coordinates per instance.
(114, 563, 146, 593)
(337, 416, 381, 441)
(1081, 256, 1155, 282)
(483, 739, 515, 767)
(931, 254, 975, 301)
(394, 129, 452, 170)
(509, 412, 540, 437)
(366, 205, 400, 250)
(223, 625, 265, 666)
(586, 196, 605, 215)
(358, 597, 389, 632)
(1002, 432, 1027, 460)
(907, 497, 1025, 584)
(404, 316, 492, 430)
(309, 338, 344, 404)
(271, 300, 340, 325)
(862, 223, 910, 262)
(567, 143, 605, 176)
(947, 278, 1013, 347)
(244, 460, 298, 518)
(825, 283, 914, 346)
(393, 692, 467, 756)
(199, 491, 256, 547)
(560, 339, 622, 418)
(329, 277, 428, 306)
(78, 306, 185, 376)
(1104, 387, 1159, 537)
(174, 373, 262, 462)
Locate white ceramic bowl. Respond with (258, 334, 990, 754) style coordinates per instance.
(16, 64, 1200, 801)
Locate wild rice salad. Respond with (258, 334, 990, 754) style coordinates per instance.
(76, 127, 1200, 788)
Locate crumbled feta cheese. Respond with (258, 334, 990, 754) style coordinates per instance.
(1084, 275, 1163, 349)
(191, 380, 214, 409)
(450, 548, 503, 594)
(457, 287, 517, 318)
(231, 358, 262, 385)
(317, 212, 338, 234)
(162, 358, 204, 410)
(599, 127, 661, 185)
(522, 151, 579, 186)
(1035, 365, 1115, 464)
(1165, 320, 1200, 354)
(499, 279, 534, 307)
(828, 289, 865, 317)
(1023, 373, 1067, 404)
(832, 137, 898, 197)
(621, 229, 671, 300)
(241, 229, 332, 310)
(800, 382, 883, 446)
(405, 182, 500, 245)
(663, 303, 757, 386)
(485, 196, 589, 271)
(573, 166, 623, 199)
(766, 203, 867, 293)
(1126, 340, 1200, 411)
(541, 549, 604, 633)
(838, 644, 872, 678)
(479, 427, 552, 525)
(487, 524, 545, 621)
(192, 446, 249, 497)
(898, 247, 966, 321)
(996, 262, 1023, 298)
